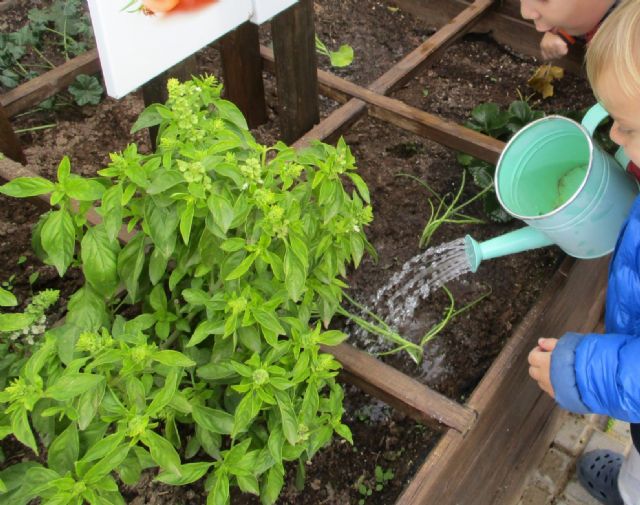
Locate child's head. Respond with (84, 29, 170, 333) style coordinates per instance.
(587, 0, 640, 164)
(520, 0, 616, 35)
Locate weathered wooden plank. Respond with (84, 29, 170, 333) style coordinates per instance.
(0, 104, 26, 164)
(263, 46, 503, 162)
(397, 256, 609, 505)
(220, 21, 268, 129)
(271, 0, 320, 143)
(371, 0, 495, 95)
(389, 0, 584, 74)
(261, 0, 502, 162)
(0, 49, 101, 117)
(322, 343, 477, 434)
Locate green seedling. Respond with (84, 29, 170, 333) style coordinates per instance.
(399, 171, 489, 249)
(357, 481, 373, 504)
(374, 465, 394, 491)
(0, 0, 102, 111)
(315, 35, 355, 68)
(340, 287, 490, 363)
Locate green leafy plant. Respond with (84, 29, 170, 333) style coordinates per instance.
(0, 75, 374, 504)
(68, 74, 104, 106)
(354, 465, 394, 504)
(0, 287, 59, 389)
(315, 35, 355, 68)
(459, 100, 545, 222)
(374, 464, 394, 491)
(0, 0, 102, 109)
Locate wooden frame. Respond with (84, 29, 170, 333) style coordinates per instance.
(0, 1, 607, 504)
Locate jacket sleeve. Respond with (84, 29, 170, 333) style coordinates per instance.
(550, 331, 640, 423)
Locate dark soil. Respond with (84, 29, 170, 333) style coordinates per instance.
(0, 0, 595, 504)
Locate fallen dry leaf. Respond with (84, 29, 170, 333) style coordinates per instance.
(528, 64, 564, 99)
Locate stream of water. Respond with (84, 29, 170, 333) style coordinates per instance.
(371, 237, 471, 330)
(349, 237, 472, 354)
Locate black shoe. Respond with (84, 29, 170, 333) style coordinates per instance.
(577, 449, 625, 505)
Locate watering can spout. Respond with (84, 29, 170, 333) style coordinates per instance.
(465, 227, 555, 273)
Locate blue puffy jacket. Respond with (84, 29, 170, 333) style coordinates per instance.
(551, 194, 640, 423)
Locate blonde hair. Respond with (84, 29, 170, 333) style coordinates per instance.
(586, 0, 640, 99)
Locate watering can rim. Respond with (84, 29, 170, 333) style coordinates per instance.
(494, 114, 595, 222)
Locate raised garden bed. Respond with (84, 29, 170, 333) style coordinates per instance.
(0, 1, 609, 504)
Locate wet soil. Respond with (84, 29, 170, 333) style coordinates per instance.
(0, 0, 595, 503)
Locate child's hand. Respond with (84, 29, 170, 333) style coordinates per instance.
(540, 32, 568, 60)
(528, 338, 558, 398)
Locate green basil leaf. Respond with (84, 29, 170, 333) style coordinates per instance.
(192, 404, 234, 435)
(156, 462, 212, 485)
(117, 234, 146, 302)
(64, 177, 105, 201)
(0, 286, 17, 307)
(0, 313, 33, 332)
(179, 200, 195, 245)
(207, 194, 234, 234)
(41, 209, 75, 276)
(251, 308, 285, 337)
(46, 373, 104, 401)
(82, 444, 130, 484)
(0, 177, 55, 197)
(131, 104, 166, 133)
(144, 199, 178, 258)
(275, 392, 298, 446)
(153, 350, 196, 368)
(207, 470, 230, 505)
(47, 423, 79, 475)
(81, 225, 119, 296)
(284, 250, 305, 302)
(147, 170, 184, 195)
(186, 320, 225, 347)
(316, 330, 347, 346)
(214, 99, 248, 130)
(141, 430, 181, 476)
(10, 408, 38, 455)
(260, 465, 284, 505)
(147, 368, 180, 417)
(99, 184, 123, 241)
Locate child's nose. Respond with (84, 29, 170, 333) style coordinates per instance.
(520, 1, 538, 21)
(610, 122, 624, 147)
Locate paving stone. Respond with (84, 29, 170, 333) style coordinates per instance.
(554, 414, 593, 457)
(586, 414, 609, 430)
(563, 478, 606, 505)
(605, 421, 632, 446)
(517, 484, 553, 505)
(584, 429, 629, 456)
(533, 447, 573, 495)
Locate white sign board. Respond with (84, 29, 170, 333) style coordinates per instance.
(87, 0, 298, 99)
(251, 0, 297, 24)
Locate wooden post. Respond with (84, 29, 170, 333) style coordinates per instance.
(0, 104, 26, 164)
(141, 56, 198, 150)
(271, 0, 320, 143)
(220, 22, 268, 129)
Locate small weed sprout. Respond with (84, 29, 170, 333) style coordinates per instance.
(315, 35, 355, 67)
(399, 171, 490, 249)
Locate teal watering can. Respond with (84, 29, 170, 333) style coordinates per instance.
(465, 103, 639, 272)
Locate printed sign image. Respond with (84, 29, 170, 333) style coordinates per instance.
(87, 0, 254, 98)
(125, 0, 220, 15)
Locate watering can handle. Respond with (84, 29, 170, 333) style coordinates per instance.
(581, 102, 609, 136)
(581, 103, 630, 168)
